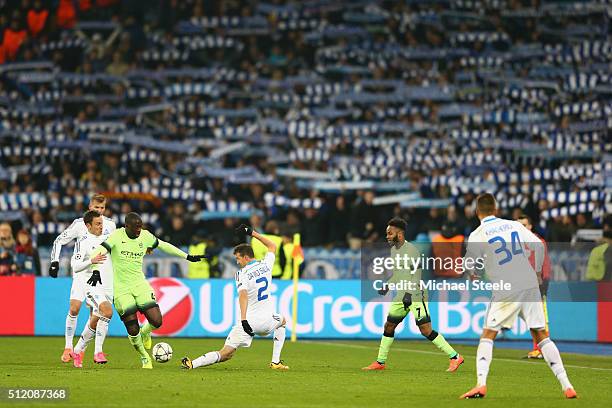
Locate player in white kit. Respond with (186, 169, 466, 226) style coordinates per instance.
(49, 194, 116, 363)
(68, 210, 114, 367)
(460, 193, 577, 399)
(181, 224, 289, 370)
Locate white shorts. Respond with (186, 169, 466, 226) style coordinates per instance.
(485, 288, 546, 331)
(85, 284, 112, 315)
(69, 273, 89, 302)
(71, 273, 113, 307)
(224, 313, 284, 349)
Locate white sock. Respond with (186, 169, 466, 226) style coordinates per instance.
(65, 313, 78, 349)
(74, 324, 96, 354)
(476, 338, 494, 387)
(192, 351, 220, 369)
(272, 326, 286, 363)
(94, 316, 110, 354)
(539, 338, 573, 390)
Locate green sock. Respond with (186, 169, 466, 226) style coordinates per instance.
(128, 332, 149, 359)
(431, 332, 458, 358)
(376, 335, 394, 364)
(141, 322, 153, 336)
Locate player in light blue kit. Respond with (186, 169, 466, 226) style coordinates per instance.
(182, 224, 289, 371)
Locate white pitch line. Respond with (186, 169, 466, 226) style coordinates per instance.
(302, 340, 612, 372)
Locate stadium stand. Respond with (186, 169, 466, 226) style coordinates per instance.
(0, 0, 610, 270)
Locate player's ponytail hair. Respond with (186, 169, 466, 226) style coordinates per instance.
(233, 243, 254, 258)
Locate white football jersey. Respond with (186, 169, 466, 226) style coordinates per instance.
(465, 215, 543, 297)
(70, 232, 113, 297)
(51, 216, 116, 262)
(235, 252, 275, 320)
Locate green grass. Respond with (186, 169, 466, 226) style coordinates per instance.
(1, 337, 611, 407)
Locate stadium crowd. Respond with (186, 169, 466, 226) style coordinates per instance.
(0, 0, 610, 276)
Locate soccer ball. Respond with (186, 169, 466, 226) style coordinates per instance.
(152, 342, 173, 363)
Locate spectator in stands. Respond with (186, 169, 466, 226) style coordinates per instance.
(249, 212, 264, 234)
(215, 217, 240, 248)
(0, 0, 609, 254)
(160, 216, 193, 247)
(586, 219, 612, 282)
(421, 207, 444, 234)
(349, 191, 377, 249)
(56, 0, 77, 29)
(27, 0, 49, 38)
(576, 213, 593, 230)
(0, 222, 18, 276)
(14, 229, 41, 275)
(106, 51, 129, 76)
(431, 222, 465, 278)
(187, 231, 216, 279)
(548, 215, 576, 242)
(328, 196, 350, 247)
(2, 11, 27, 61)
(301, 208, 323, 247)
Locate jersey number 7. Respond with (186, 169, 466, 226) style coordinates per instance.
(256, 276, 269, 301)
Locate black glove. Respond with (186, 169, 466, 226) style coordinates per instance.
(378, 283, 389, 296)
(49, 261, 59, 278)
(402, 292, 412, 310)
(235, 224, 253, 238)
(87, 270, 102, 286)
(241, 320, 254, 336)
(186, 254, 209, 262)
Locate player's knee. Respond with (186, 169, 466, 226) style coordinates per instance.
(383, 322, 397, 337)
(531, 328, 548, 343)
(419, 325, 433, 337)
(150, 315, 162, 328)
(99, 303, 113, 319)
(124, 319, 140, 336)
(219, 349, 234, 362)
(69, 303, 80, 316)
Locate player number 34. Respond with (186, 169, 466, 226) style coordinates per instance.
(488, 231, 523, 266)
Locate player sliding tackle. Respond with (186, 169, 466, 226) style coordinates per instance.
(89, 212, 207, 369)
(460, 194, 577, 399)
(182, 225, 289, 371)
(363, 217, 463, 372)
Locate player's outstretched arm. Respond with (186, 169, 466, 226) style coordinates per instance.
(156, 239, 188, 258)
(156, 238, 208, 262)
(250, 228, 277, 253)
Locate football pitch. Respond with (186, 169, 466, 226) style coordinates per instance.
(1, 337, 611, 407)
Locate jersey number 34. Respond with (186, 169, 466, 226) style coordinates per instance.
(488, 231, 523, 265)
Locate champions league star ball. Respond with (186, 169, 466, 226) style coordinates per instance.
(152, 342, 173, 363)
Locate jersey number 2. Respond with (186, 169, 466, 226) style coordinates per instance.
(488, 231, 523, 265)
(256, 276, 269, 301)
